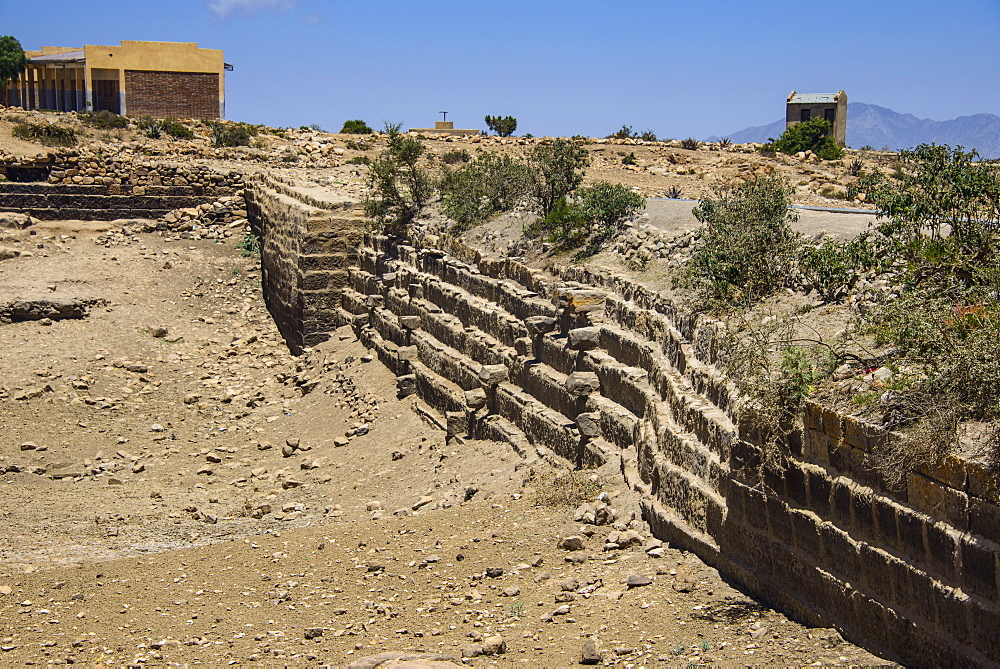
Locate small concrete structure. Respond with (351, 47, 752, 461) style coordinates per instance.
(786, 90, 847, 146)
(408, 120, 478, 137)
(8, 40, 229, 119)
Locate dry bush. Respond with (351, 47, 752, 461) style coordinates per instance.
(529, 470, 603, 508)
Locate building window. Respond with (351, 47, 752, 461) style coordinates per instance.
(824, 108, 835, 122)
(800, 109, 811, 122)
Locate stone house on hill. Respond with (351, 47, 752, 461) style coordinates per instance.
(786, 90, 847, 146)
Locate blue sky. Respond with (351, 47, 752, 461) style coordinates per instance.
(5, 0, 999, 138)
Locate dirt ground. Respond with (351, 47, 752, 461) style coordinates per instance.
(0, 215, 897, 667)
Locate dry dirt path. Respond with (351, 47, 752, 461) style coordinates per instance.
(0, 220, 890, 666)
(643, 199, 878, 239)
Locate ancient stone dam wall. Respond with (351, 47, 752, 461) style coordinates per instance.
(247, 176, 1000, 667)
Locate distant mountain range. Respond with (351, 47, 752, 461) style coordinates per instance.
(707, 103, 1000, 158)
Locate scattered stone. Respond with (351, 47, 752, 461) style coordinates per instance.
(482, 635, 506, 655)
(304, 627, 324, 640)
(580, 638, 603, 665)
(412, 495, 434, 511)
(672, 563, 697, 592)
(626, 573, 653, 588)
(567, 326, 601, 351)
(464, 387, 487, 408)
(558, 535, 586, 551)
(461, 643, 485, 658)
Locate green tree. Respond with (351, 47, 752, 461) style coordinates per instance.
(0, 35, 27, 92)
(484, 115, 517, 137)
(527, 139, 590, 215)
(763, 117, 843, 160)
(340, 119, 373, 134)
(689, 175, 800, 305)
(578, 181, 645, 239)
(363, 122, 433, 233)
(857, 144, 1000, 267)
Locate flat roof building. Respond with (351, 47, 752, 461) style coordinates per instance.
(786, 90, 847, 146)
(8, 40, 229, 119)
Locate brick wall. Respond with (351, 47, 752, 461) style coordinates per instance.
(124, 70, 219, 119)
(247, 179, 1000, 666)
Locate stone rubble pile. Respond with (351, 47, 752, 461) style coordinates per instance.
(612, 221, 702, 266)
(158, 194, 248, 239)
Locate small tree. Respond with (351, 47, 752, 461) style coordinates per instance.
(484, 115, 517, 137)
(578, 182, 645, 240)
(527, 139, 590, 215)
(608, 124, 635, 140)
(0, 35, 27, 93)
(363, 122, 433, 233)
(340, 119, 373, 134)
(762, 117, 843, 160)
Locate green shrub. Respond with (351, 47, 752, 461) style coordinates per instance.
(209, 121, 258, 147)
(665, 185, 682, 199)
(762, 117, 843, 160)
(441, 151, 532, 230)
(237, 230, 261, 257)
(718, 137, 732, 148)
(484, 115, 517, 137)
(577, 181, 644, 240)
(163, 119, 193, 139)
(12, 121, 76, 147)
(854, 144, 1000, 454)
(345, 138, 370, 151)
(681, 137, 700, 151)
(798, 235, 872, 302)
(847, 158, 864, 176)
(340, 119, 373, 134)
(688, 175, 799, 306)
(347, 155, 370, 165)
(363, 122, 434, 233)
(639, 129, 657, 142)
(527, 139, 590, 215)
(722, 320, 838, 472)
(81, 110, 127, 129)
(526, 183, 644, 254)
(526, 197, 593, 249)
(138, 116, 164, 139)
(622, 152, 637, 166)
(857, 144, 1000, 266)
(441, 148, 471, 164)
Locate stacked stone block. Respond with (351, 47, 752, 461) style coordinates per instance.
(248, 178, 1000, 667)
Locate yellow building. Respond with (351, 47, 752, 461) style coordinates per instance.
(10, 40, 230, 119)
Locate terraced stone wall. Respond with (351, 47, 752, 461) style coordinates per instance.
(248, 181, 1000, 667)
(244, 175, 364, 354)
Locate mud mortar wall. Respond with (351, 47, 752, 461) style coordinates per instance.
(248, 181, 1000, 667)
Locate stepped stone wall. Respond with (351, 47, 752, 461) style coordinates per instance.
(0, 182, 236, 220)
(244, 175, 365, 354)
(247, 179, 1000, 668)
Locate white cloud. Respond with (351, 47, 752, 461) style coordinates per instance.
(208, 0, 298, 18)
